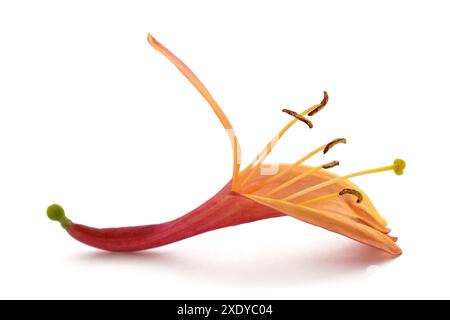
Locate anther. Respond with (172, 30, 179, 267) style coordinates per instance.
(322, 160, 340, 169)
(339, 188, 363, 203)
(323, 138, 347, 154)
(282, 109, 314, 128)
(307, 91, 329, 116)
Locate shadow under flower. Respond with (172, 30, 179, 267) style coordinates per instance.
(73, 239, 397, 286)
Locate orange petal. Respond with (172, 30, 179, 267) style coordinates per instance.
(245, 193, 402, 256)
(239, 164, 388, 226)
(147, 33, 233, 130)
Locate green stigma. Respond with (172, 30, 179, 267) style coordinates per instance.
(393, 159, 406, 175)
(47, 204, 72, 229)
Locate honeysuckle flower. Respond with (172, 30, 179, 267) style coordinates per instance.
(47, 33, 405, 256)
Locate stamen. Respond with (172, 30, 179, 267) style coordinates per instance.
(246, 193, 388, 237)
(307, 91, 329, 116)
(264, 160, 339, 196)
(322, 160, 339, 169)
(265, 167, 320, 196)
(324, 138, 346, 154)
(339, 189, 363, 203)
(240, 92, 329, 183)
(244, 138, 346, 193)
(298, 188, 363, 206)
(283, 159, 406, 201)
(282, 109, 314, 128)
(300, 193, 339, 205)
(237, 162, 263, 190)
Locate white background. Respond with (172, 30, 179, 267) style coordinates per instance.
(0, 0, 449, 299)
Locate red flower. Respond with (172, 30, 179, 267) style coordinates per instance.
(48, 34, 405, 256)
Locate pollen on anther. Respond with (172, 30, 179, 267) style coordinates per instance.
(307, 91, 329, 116)
(324, 138, 347, 154)
(282, 109, 314, 128)
(339, 188, 363, 203)
(322, 160, 340, 169)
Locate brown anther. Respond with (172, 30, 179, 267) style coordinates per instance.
(323, 138, 347, 154)
(322, 160, 339, 169)
(339, 188, 363, 203)
(307, 91, 329, 116)
(282, 109, 313, 128)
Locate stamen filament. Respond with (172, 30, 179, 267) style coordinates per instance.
(299, 188, 363, 205)
(249, 102, 318, 167)
(237, 123, 293, 188)
(283, 159, 405, 201)
(239, 92, 329, 186)
(265, 160, 339, 196)
(244, 138, 346, 193)
(265, 167, 321, 196)
(300, 193, 339, 205)
(239, 115, 309, 187)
